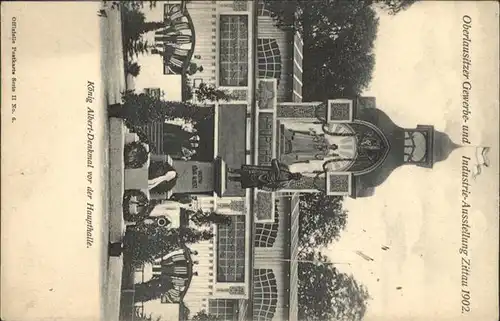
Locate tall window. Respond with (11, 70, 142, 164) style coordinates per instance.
(219, 15, 248, 86)
(403, 131, 428, 163)
(255, 202, 279, 247)
(257, 39, 282, 81)
(217, 215, 246, 282)
(209, 299, 239, 321)
(253, 269, 278, 321)
(257, 0, 272, 16)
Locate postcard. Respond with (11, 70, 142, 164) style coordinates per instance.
(1, 1, 498, 321)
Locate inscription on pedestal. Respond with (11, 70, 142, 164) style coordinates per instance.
(258, 113, 274, 165)
(326, 173, 351, 195)
(276, 103, 326, 120)
(257, 79, 277, 110)
(327, 99, 352, 122)
(283, 175, 323, 191)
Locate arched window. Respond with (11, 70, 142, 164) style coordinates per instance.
(257, 1, 272, 16)
(255, 202, 279, 247)
(253, 269, 278, 321)
(403, 131, 428, 163)
(257, 39, 282, 82)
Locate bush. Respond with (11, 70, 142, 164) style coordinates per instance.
(109, 91, 214, 126)
(126, 62, 141, 77)
(124, 141, 149, 168)
(194, 83, 234, 103)
(123, 189, 151, 222)
(123, 225, 214, 266)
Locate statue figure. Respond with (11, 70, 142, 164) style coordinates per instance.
(281, 127, 339, 163)
(229, 159, 303, 191)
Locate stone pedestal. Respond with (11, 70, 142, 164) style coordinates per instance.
(124, 131, 150, 191)
(170, 157, 227, 197)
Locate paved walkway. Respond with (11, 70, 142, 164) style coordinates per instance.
(99, 3, 127, 321)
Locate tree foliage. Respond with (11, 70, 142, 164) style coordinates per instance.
(298, 193, 348, 251)
(126, 61, 141, 77)
(264, 0, 418, 33)
(264, 0, 418, 100)
(298, 251, 370, 321)
(191, 310, 223, 321)
(118, 3, 163, 58)
(123, 225, 214, 266)
(108, 91, 214, 126)
(133, 276, 173, 303)
(302, 1, 379, 100)
(194, 83, 235, 103)
(375, 0, 419, 15)
(188, 209, 232, 227)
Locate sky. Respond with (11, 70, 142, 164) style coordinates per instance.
(324, 2, 499, 321)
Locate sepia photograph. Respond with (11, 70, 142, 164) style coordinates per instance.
(1, 1, 499, 321)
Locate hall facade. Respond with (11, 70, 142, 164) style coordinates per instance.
(136, 1, 303, 321)
(133, 1, 459, 321)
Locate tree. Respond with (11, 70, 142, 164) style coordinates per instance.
(194, 83, 234, 103)
(191, 310, 223, 321)
(128, 39, 156, 58)
(121, 5, 163, 58)
(298, 251, 370, 321)
(298, 193, 348, 251)
(122, 6, 163, 41)
(263, 0, 419, 100)
(123, 225, 214, 266)
(263, 0, 418, 33)
(301, 1, 379, 100)
(133, 276, 173, 303)
(107, 91, 214, 126)
(374, 0, 419, 15)
(126, 61, 141, 77)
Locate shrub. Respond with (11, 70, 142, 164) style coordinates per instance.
(126, 62, 141, 77)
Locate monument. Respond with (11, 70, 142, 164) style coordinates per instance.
(169, 157, 227, 197)
(228, 159, 303, 191)
(255, 79, 461, 198)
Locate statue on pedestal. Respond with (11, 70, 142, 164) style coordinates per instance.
(281, 127, 340, 164)
(229, 159, 303, 191)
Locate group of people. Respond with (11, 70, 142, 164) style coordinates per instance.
(163, 121, 200, 161)
(154, 247, 201, 303)
(151, 3, 205, 76)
